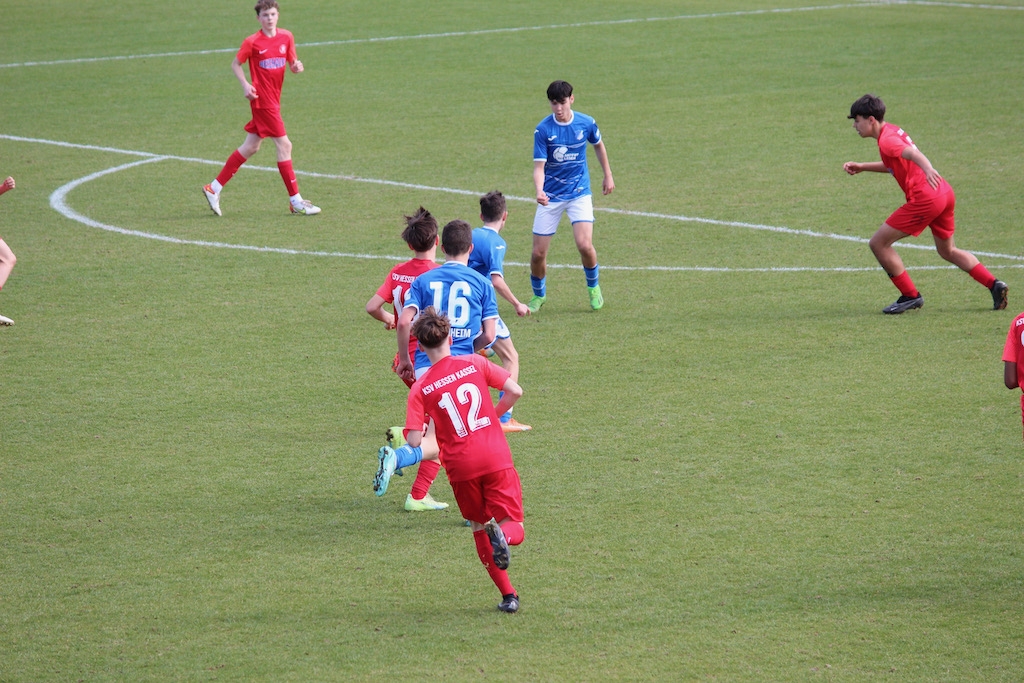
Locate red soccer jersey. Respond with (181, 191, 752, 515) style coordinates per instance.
(375, 258, 438, 359)
(877, 122, 948, 201)
(406, 354, 513, 483)
(236, 28, 297, 110)
(1003, 312, 1024, 388)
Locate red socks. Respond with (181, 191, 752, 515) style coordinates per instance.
(890, 271, 919, 298)
(278, 160, 299, 197)
(215, 150, 247, 187)
(473, 530, 515, 596)
(969, 263, 996, 289)
(409, 459, 440, 500)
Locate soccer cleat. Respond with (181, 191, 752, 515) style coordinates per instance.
(290, 199, 321, 215)
(404, 493, 450, 511)
(0, 313, 13, 326)
(497, 593, 520, 613)
(500, 418, 532, 433)
(373, 446, 397, 497)
(882, 294, 923, 315)
(527, 295, 546, 313)
(991, 280, 1008, 310)
(202, 184, 222, 216)
(484, 518, 510, 570)
(588, 285, 604, 310)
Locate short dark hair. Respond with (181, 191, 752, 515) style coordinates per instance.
(401, 207, 438, 252)
(547, 80, 573, 102)
(412, 306, 450, 349)
(254, 0, 279, 15)
(479, 191, 506, 223)
(848, 94, 885, 121)
(441, 219, 473, 257)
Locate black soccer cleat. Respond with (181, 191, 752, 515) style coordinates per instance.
(497, 593, 520, 613)
(991, 280, 1008, 310)
(882, 294, 924, 315)
(484, 518, 510, 570)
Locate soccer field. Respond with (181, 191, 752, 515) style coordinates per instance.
(2, 0, 1023, 679)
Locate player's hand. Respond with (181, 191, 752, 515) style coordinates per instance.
(290, 60, 304, 74)
(0, 176, 14, 194)
(244, 83, 258, 101)
(397, 359, 414, 382)
(843, 162, 861, 175)
(602, 175, 615, 195)
(923, 167, 941, 189)
(384, 320, 397, 331)
(536, 191, 549, 206)
(514, 302, 531, 317)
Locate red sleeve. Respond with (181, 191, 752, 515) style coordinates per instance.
(236, 34, 254, 64)
(1003, 319, 1021, 362)
(475, 353, 512, 390)
(374, 267, 397, 304)
(286, 31, 298, 63)
(404, 380, 429, 437)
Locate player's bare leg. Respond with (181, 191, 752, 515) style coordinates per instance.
(491, 337, 530, 432)
(933, 234, 1008, 309)
(573, 221, 603, 310)
(528, 233, 553, 312)
(870, 224, 922, 314)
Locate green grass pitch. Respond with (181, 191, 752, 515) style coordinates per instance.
(2, 0, 1023, 679)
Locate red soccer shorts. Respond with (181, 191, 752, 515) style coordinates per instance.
(244, 107, 287, 139)
(450, 467, 524, 525)
(886, 183, 956, 240)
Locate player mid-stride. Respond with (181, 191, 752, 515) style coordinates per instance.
(843, 94, 1006, 314)
(202, 0, 320, 217)
(529, 80, 614, 313)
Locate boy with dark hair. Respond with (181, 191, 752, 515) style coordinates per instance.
(374, 220, 498, 499)
(843, 93, 1006, 314)
(365, 207, 447, 511)
(0, 175, 17, 326)
(530, 80, 615, 312)
(202, 0, 320, 217)
(404, 306, 526, 613)
(468, 190, 532, 432)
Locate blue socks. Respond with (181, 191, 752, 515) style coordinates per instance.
(395, 444, 423, 469)
(584, 264, 599, 288)
(531, 275, 546, 298)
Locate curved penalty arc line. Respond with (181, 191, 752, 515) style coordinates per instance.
(47, 157, 1024, 273)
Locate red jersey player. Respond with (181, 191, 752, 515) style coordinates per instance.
(1002, 311, 1024, 440)
(843, 94, 1007, 314)
(202, 0, 320, 217)
(365, 207, 447, 512)
(404, 306, 525, 613)
(0, 175, 17, 326)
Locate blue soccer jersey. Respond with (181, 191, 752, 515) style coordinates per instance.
(405, 262, 498, 370)
(533, 111, 602, 202)
(467, 226, 507, 280)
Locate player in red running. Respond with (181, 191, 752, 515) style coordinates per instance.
(1002, 311, 1024, 440)
(402, 306, 525, 613)
(202, 0, 320, 217)
(0, 175, 18, 326)
(365, 207, 447, 512)
(843, 94, 1007, 314)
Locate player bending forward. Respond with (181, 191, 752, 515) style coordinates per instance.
(396, 306, 526, 613)
(843, 94, 1006, 314)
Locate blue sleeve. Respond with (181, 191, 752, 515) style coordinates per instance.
(533, 125, 548, 161)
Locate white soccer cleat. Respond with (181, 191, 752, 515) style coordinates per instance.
(202, 184, 222, 216)
(290, 199, 321, 215)
(0, 313, 13, 326)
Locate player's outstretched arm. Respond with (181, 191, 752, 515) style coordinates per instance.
(843, 161, 886, 175)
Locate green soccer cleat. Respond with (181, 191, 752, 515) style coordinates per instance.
(404, 493, 450, 511)
(385, 426, 406, 476)
(588, 285, 604, 310)
(527, 295, 546, 313)
(373, 446, 397, 497)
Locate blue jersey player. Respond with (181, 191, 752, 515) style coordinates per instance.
(530, 80, 615, 313)
(397, 220, 498, 383)
(468, 191, 533, 432)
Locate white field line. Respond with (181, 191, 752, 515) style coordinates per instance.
(2, 1, 1021, 70)
(7, 133, 1018, 272)
(4, 133, 1019, 272)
